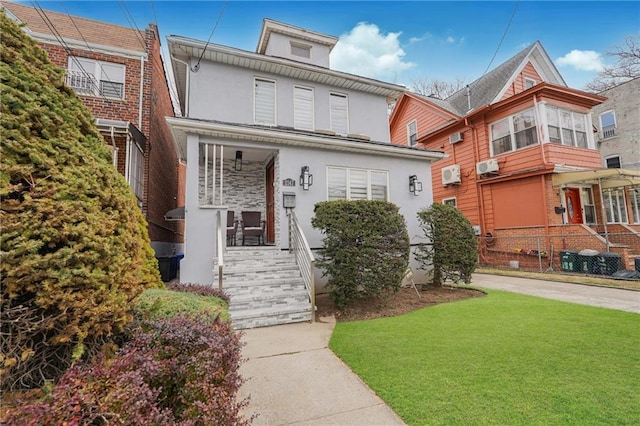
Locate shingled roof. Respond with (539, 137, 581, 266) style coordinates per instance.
(1, 1, 146, 53)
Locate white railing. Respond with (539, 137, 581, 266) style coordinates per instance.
(601, 125, 617, 139)
(289, 210, 315, 322)
(66, 70, 96, 96)
(216, 209, 224, 290)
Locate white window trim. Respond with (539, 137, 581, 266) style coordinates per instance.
(290, 41, 312, 59)
(489, 107, 538, 156)
(326, 166, 389, 201)
(604, 155, 621, 169)
(544, 105, 592, 148)
(599, 110, 617, 139)
(253, 77, 277, 126)
(603, 188, 628, 224)
(443, 197, 457, 208)
(293, 85, 315, 131)
(67, 56, 125, 100)
(128, 141, 144, 202)
(407, 120, 418, 147)
(631, 188, 640, 224)
(329, 92, 349, 135)
(524, 77, 536, 89)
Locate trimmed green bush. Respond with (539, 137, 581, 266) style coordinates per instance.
(312, 200, 410, 308)
(133, 287, 230, 322)
(415, 202, 477, 286)
(0, 12, 161, 390)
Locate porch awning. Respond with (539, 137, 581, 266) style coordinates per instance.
(164, 206, 185, 221)
(552, 168, 640, 189)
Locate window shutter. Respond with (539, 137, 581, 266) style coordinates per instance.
(255, 79, 275, 125)
(330, 93, 348, 135)
(294, 87, 313, 130)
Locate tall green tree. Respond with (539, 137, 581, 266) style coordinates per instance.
(415, 203, 477, 287)
(0, 12, 161, 390)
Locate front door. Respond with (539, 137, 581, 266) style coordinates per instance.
(565, 188, 583, 224)
(266, 159, 275, 244)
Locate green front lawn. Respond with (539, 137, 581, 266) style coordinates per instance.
(330, 290, 640, 425)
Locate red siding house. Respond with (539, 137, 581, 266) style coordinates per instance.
(3, 1, 184, 254)
(390, 41, 640, 273)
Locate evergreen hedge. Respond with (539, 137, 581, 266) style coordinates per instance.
(311, 200, 410, 308)
(415, 202, 478, 286)
(0, 12, 161, 390)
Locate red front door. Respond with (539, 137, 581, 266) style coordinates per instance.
(565, 188, 583, 224)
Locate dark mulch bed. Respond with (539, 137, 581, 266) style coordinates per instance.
(315, 285, 486, 322)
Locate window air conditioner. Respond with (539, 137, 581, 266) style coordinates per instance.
(449, 132, 463, 144)
(442, 164, 461, 185)
(476, 159, 499, 175)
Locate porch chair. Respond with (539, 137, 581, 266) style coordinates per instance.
(226, 210, 238, 246)
(241, 211, 265, 246)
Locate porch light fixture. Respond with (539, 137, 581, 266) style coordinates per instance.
(409, 175, 422, 195)
(235, 150, 243, 171)
(300, 166, 313, 190)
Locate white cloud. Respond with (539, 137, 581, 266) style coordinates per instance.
(330, 22, 414, 81)
(409, 32, 432, 44)
(446, 36, 456, 44)
(556, 50, 605, 72)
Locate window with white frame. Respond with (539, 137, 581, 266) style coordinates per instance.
(291, 42, 311, 59)
(524, 77, 536, 89)
(129, 142, 144, 202)
(599, 110, 617, 139)
(603, 189, 627, 223)
(631, 188, 640, 224)
(606, 155, 621, 169)
(254, 78, 276, 125)
(327, 167, 388, 201)
(67, 57, 125, 99)
(580, 187, 596, 224)
(294, 86, 314, 130)
(443, 197, 457, 208)
(546, 106, 588, 148)
(407, 120, 417, 146)
(330, 93, 349, 135)
(490, 108, 538, 155)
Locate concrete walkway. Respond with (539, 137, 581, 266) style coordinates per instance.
(237, 318, 406, 426)
(471, 273, 640, 314)
(236, 274, 639, 425)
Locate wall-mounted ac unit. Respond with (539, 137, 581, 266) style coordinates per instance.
(476, 159, 499, 175)
(442, 164, 461, 185)
(449, 132, 463, 144)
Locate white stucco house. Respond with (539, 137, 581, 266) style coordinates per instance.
(166, 19, 445, 328)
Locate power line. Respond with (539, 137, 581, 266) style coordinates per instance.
(481, 0, 521, 77)
(191, 0, 229, 72)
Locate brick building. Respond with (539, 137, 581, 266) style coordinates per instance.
(2, 1, 184, 253)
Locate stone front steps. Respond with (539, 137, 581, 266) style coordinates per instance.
(217, 246, 312, 329)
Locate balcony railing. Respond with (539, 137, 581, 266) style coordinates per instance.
(66, 70, 97, 96)
(601, 125, 617, 139)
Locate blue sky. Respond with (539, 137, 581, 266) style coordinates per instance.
(14, 1, 640, 91)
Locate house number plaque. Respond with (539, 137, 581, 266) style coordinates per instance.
(283, 178, 296, 187)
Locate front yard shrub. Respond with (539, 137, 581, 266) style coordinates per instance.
(133, 287, 230, 322)
(415, 202, 478, 286)
(3, 315, 251, 425)
(0, 12, 161, 391)
(312, 200, 410, 308)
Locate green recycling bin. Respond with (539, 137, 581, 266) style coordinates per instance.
(560, 250, 580, 272)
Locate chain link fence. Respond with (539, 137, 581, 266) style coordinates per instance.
(478, 232, 640, 277)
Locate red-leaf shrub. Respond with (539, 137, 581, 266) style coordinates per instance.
(167, 282, 230, 303)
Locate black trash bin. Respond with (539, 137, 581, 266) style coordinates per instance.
(577, 249, 599, 274)
(635, 257, 640, 273)
(560, 250, 580, 272)
(596, 252, 622, 276)
(157, 256, 174, 282)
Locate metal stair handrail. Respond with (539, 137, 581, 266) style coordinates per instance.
(289, 210, 316, 322)
(216, 209, 224, 290)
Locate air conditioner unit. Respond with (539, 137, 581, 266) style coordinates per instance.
(476, 159, 499, 175)
(449, 132, 464, 144)
(442, 164, 461, 185)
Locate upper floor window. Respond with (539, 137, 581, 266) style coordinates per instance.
(254, 78, 276, 125)
(67, 57, 125, 99)
(524, 77, 536, 89)
(294, 86, 314, 131)
(599, 110, 617, 139)
(330, 93, 349, 135)
(291, 42, 311, 59)
(605, 155, 621, 169)
(327, 166, 388, 201)
(490, 108, 538, 156)
(546, 106, 588, 148)
(407, 120, 417, 146)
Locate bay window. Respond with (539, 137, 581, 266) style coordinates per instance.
(546, 106, 589, 148)
(490, 107, 538, 155)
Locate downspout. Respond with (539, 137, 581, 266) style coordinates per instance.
(171, 56, 190, 117)
(533, 95, 551, 240)
(138, 56, 145, 128)
(125, 131, 131, 183)
(466, 117, 487, 237)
